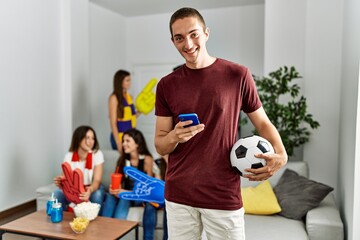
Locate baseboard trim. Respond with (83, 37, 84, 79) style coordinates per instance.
(0, 199, 36, 220)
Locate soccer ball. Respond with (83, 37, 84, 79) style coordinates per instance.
(230, 135, 274, 176)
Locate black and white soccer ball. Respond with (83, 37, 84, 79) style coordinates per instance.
(230, 135, 274, 177)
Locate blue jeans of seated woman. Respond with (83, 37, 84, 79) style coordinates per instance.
(54, 185, 105, 214)
(101, 193, 157, 240)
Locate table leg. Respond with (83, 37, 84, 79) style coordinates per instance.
(0, 230, 4, 240)
(135, 226, 139, 240)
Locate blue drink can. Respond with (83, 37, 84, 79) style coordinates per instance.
(51, 201, 63, 223)
(46, 193, 56, 216)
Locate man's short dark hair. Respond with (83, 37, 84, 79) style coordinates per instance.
(169, 7, 206, 38)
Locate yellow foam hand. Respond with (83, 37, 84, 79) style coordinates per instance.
(136, 78, 157, 115)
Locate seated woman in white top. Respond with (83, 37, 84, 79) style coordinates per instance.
(53, 125, 105, 212)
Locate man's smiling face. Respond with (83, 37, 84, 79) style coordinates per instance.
(171, 17, 209, 69)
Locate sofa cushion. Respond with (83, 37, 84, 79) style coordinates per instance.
(274, 169, 333, 220)
(241, 180, 281, 215)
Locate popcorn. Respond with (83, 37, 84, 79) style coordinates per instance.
(73, 202, 100, 221)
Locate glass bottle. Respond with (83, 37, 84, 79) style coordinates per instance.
(46, 192, 56, 216)
(50, 199, 63, 223)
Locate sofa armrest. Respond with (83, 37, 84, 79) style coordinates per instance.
(36, 183, 57, 210)
(306, 193, 344, 240)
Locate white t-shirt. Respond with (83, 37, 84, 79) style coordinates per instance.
(63, 150, 104, 185)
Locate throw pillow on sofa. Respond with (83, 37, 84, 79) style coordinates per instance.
(274, 169, 333, 220)
(241, 180, 281, 215)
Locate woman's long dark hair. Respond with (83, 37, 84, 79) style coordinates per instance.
(113, 69, 130, 119)
(116, 128, 152, 175)
(68, 126, 99, 152)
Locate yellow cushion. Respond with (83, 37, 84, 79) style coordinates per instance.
(241, 180, 281, 215)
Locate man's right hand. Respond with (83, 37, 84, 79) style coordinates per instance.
(155, 116, 204, 156)
(173, 121, 205, 143)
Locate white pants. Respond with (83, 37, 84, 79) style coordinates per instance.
(165, 200, 245, 240)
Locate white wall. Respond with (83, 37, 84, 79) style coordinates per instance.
(124, 5, 265, 73)
(0, 0, 93, 212)
(202, 6, 265, 75)
(264, 0, 343, 197)
(353, 65, 360, 240)
(263, 0, 307, 162)
(339, 0, 360, 239)
(264, 0, 308, 163)
(89, 4, 127, 150)
(304, 0, 343, 200)
(264, 0, 306, 74)
(70, 0, 92, 128)
(0, 0, 69, 211)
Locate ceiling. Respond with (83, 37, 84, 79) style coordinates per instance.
(90, 0, 264, 17)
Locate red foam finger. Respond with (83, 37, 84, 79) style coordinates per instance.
(61, 162, 85, 204)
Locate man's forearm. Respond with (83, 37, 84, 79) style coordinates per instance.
(259, 123, 288, 162)
(155, 130, 178, 156)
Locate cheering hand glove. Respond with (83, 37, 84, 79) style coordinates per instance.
(135, 78, 157, 115)
(119, 166, 165, 204)
(61, 162, 86, 204)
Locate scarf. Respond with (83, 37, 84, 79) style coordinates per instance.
(71, 151, 92, 170)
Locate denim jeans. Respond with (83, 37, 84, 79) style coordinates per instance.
(110, 133, 117, 150)
(102, 193, 157, 240)
(54, 185, 105, 213)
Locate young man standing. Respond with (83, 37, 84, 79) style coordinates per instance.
(154, 7, 288, 239)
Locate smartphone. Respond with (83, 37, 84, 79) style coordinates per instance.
(178, 113, 200, 127)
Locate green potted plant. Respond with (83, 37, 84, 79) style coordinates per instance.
(241, 66, 320, 157)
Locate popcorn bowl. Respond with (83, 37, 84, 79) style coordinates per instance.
(73, 202, 100, 221)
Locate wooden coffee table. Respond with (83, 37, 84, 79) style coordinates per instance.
(0, 210, 139, 240)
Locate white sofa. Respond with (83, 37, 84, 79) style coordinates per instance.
(240, 162, 344, 240)
(36, 150, 344, 240)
